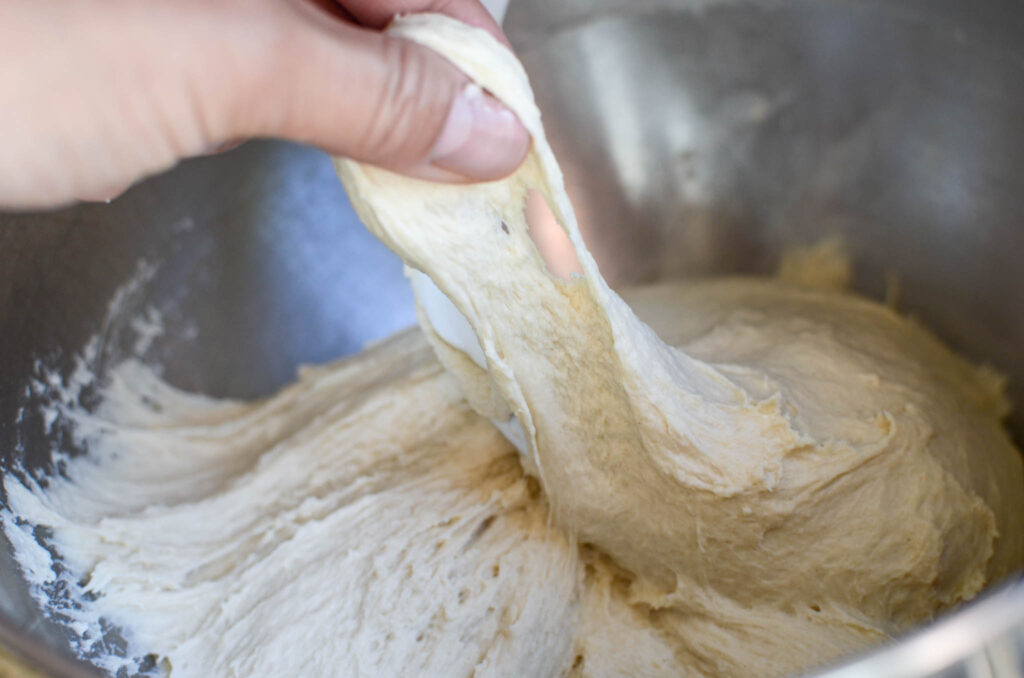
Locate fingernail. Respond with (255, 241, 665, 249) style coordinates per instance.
(429, 84, 530, 181)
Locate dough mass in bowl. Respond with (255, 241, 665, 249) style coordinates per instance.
(6, 14, 1024, 678)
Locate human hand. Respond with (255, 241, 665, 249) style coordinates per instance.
(0, 0, 530, 209)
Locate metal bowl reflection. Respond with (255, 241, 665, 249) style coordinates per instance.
(1, 0, 1022, 674)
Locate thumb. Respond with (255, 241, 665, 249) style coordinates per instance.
(238, 15, 530, 182)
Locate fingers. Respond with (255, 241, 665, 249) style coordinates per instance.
(0, 0, 221, 208)
(229, 6, 529, 182)
(0, 0, 528, 208)
(335, 0, 508, 45)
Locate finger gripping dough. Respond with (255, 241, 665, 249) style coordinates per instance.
(5, 14, 1023, 678)
(336, 12, 1024, 673)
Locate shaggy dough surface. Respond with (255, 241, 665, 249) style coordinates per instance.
(4, 13, 1024, 678)
(338, 9, 1024, 632)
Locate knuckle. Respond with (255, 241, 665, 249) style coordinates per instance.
(361, 37, 448, 164)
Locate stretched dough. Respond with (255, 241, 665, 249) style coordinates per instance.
(4, 13, 1022, 678)
(337, 12, 1024, 673)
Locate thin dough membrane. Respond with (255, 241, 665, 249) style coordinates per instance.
(4, 14, 1022, 678)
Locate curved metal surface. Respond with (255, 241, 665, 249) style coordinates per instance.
(813, 578, 1024, 678)
(2, 0, 1023, 675)
(0, 141, 416, 675)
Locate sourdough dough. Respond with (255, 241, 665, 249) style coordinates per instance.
(337, 9, 1024, 627)
(4, 13, 1024, 678)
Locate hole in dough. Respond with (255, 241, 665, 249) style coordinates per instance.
(524, 189, 583, 280)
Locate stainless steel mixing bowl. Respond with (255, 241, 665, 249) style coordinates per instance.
(1, 0, 1022, 675)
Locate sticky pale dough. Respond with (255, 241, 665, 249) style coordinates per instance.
(339, 13, 1024, 671)
(5, 13, 1024, 678)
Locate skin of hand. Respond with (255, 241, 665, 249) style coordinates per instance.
(0, 0, 531, 209)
